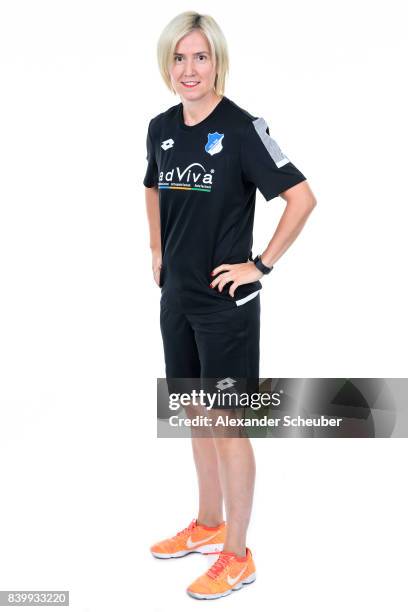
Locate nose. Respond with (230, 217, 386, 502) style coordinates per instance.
(183, 57, 196, 77)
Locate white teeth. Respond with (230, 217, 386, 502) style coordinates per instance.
(183, 81, 199, 85)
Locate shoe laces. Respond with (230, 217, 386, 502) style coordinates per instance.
(173, 519, 197, 539)
(206, 551, 236, 579)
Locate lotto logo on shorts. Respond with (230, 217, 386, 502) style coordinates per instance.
(215, 377, 237, 390)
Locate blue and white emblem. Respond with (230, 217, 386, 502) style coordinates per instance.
(205, 132, 224, 156)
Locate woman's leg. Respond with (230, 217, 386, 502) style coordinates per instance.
(213, 436, 256, 557)
(191, 436, 224, 526)
(184, 402, 224, 526)
(187, 297, 260, 556)
(160, 305, 224, 525)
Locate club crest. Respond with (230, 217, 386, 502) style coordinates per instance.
(205, 132, 224, 156)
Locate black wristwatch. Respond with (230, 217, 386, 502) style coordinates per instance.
(253, 255, 273, 275)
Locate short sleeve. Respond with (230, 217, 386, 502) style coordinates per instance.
(240, 117, 307, 201)
(143, 121, 158, 188)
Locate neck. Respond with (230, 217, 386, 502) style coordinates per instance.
(181, 91, 223, 126)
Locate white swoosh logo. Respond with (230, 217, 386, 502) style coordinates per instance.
(186, 533, 217, 549)
(227, 565, 247, 586)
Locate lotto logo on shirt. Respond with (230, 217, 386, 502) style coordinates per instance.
(158, 163, 215, 193)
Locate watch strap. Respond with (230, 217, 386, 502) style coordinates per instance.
(253, 255, 273, 274)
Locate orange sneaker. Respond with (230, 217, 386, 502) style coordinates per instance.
(150, 519, 226, 559)
(186, 547, 256, 599)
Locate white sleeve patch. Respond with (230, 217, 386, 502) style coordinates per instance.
(252, 117, 290, 168)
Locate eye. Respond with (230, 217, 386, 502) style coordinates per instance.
(198, 54, 207, 61)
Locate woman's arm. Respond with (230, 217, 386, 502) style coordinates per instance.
(260, 180, 317, 268)
(210, 180, 317, 297)
(145, 186, 162, 286)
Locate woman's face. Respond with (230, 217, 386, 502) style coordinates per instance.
(169, 29, 217, 101)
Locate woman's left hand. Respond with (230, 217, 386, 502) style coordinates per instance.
(210, 261, 264, 298)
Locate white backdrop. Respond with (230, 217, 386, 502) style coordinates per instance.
(0, 1, 407, 611)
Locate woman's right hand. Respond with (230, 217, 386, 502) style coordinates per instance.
(151, 249, 162, 287)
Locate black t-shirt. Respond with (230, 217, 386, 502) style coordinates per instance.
(143, 95, 306, 314)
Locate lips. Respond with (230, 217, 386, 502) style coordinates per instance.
(181, 81, 200, 88)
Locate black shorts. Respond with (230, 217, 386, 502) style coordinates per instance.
(160, 294, 260, 388)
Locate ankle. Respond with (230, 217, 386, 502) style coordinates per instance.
(197, 516, 224, 529)
(223, 545, 247, 559)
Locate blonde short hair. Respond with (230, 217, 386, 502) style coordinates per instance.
(157, 11, 229, 96)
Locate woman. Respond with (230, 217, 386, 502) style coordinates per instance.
(144, 11, 317, 600)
